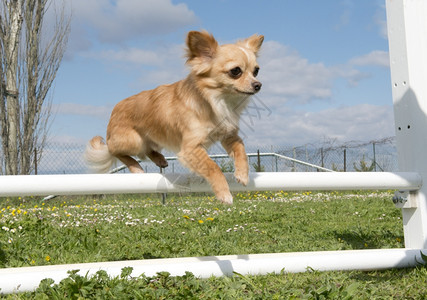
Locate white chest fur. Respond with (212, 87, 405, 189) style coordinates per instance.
(207, 95, 250, 141)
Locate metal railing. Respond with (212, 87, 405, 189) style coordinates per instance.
(109, 152, 335, 174)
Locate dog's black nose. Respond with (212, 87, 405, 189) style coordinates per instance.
(252, 81, 262, 92)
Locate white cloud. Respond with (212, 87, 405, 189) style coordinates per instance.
(349, 50, 390, 67)
(88, 43, 185, 67)
(71, 0, 197, 45)
(84, 42, 187, 87)
(258, 41, 369, 104)
(242, 103, 394, 147)
(258, 41, 333, 103)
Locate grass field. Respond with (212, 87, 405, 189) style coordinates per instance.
(1, 190, 426, 299)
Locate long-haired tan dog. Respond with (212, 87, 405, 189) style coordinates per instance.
(85, 30, 264, 204)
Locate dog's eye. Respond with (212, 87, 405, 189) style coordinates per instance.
(253, 67, 260, 77)
(229, 67, 242, 78)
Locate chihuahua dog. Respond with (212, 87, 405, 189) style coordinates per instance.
(85, 30, 264, 204)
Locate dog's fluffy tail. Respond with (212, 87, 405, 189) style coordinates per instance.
(84, 136, 116, 173)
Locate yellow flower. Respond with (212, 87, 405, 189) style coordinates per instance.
(206, 217, 214, 221)
(198, 220, 204, 224)
(183, 215, 190, 219)
(45, 255, 51, 262)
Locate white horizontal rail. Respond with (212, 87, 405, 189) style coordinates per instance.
(263, 152, 334, 172)
(0, 248, 425, 293)
(0, 172, 421, 197)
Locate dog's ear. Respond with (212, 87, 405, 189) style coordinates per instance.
(186, 30, 218, 61)
(186, 31, 218, 74)
(238, 34, 264, 55)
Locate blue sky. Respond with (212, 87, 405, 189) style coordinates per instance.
(51, 0, 393, 148)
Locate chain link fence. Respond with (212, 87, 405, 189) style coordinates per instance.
(35, 137, 398, 175)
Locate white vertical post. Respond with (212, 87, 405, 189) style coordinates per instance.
(386, 0, 427, 249)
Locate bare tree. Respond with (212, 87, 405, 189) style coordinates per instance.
(0, 0, 70, 174)
(0, 0, 23, 175)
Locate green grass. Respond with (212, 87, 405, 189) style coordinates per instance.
(0, 190, 426, 299)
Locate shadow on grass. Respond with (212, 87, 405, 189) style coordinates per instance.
(142, 252, 163, 260)
(332, 230, 403, 249)
(113, 252, 163, 261)
(348, 267, 414, 283)
(0, 248, 6, 266)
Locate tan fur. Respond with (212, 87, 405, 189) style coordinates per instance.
(85, 31, 264, 204)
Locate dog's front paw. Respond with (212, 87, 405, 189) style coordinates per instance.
(234, 169, 249, 186)
(218, 191, 233, 205)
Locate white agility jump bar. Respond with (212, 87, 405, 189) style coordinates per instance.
(0, 248, 425, 293)
(0, 172, 422, 197)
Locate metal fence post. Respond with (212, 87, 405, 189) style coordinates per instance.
(321, 148, 324, 169)
(305, 145, 309, 172)
(160, 167, 166, 205)
(343, 148, 347, 172)
(373, 142, 377, 172)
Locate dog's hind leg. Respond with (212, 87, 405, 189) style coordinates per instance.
(107, 129, 146, 173)
(147, 151, 168, 168)
(117, 155, 144, 173)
